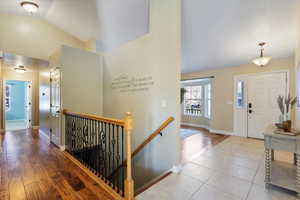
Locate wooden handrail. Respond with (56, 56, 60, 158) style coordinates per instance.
(63, 109, 125, 126)
(131, 116, 174, 158)
(108, 116, 175, 179)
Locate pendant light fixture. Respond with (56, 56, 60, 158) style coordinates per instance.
(14, 65, 27, 73)
(252, 42, 271, 67)
(20, 1, 39, 14)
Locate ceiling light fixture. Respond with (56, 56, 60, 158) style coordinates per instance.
(20, 1, 39, 13)
(14, 65, 27, 73)
(252, 42, 271, 67)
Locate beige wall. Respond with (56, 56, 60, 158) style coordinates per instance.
(0, 13, 84, 60)
(295, 8, 300, 130)
(84, 39, 97, 53)
(182, 57, 295, 133)
(1, 63, 40, 129)
(50, 46, 103, 145)
(103, 0, 181, 188)
(0, 59, 3, 131)
(59, 46, 103, 116)
(39, 66, 51, 136)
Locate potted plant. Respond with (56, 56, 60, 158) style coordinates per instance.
(277, 94, 297, 132)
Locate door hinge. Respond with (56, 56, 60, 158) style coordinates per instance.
(50, 78, 53, 82)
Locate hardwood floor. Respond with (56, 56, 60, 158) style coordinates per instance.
(181, 125, 229, 162)
(0, 129, 114, 200)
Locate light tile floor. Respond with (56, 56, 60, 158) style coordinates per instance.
(137, 136, 298, 200)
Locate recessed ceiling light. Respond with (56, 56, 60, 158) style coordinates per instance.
(20, 1, 39, 13)
(14, 65, 27, 73)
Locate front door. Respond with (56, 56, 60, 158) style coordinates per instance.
(50, 68, 61, 146)
(247, 72, 287, 139)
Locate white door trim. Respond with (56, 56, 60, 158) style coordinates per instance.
(233, 70, 289, 138)
(50, 67, 62, 146)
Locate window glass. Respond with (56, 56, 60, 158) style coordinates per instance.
(183, 82, 211, 118)
(236, 80, 244, 108)
(184, 86, 202, 116)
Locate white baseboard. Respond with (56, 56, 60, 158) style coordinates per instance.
(59, 145, 66, 151)
(170, 164, 183, 174)
(32, 126, 40, 130)
(181, 122, 234, 136)
(181, 122, 210, 130)
(210, 129, 234, 135)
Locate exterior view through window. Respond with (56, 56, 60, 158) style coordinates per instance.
(183, 81, 211, 118)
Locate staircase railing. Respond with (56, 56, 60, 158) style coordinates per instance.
(63, 110, 134, 200)
(108, 116, 175, 181)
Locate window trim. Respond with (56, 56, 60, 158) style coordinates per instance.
(5, 85, 11, 112)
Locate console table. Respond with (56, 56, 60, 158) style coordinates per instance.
(263, 125, 300, 197)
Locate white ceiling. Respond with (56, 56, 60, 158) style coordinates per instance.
(182, 0, 300, 73)
(0, 0, 299, 73)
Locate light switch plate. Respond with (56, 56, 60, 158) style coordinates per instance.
(161, 100, 167, 108)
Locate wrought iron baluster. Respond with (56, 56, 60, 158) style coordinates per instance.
(100, 121, 105, 179)
(112, 124, 115, 188)
(104, 122, 107, 181)
(63, 112, 126, 195)
(116, 125, 120, 192)
(121, 126, 125, 195)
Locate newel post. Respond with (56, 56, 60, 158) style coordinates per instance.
(124, 112, 134, 200)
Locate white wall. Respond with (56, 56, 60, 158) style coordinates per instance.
(102, 0, 181, 188)
(57, 46, 103, 115)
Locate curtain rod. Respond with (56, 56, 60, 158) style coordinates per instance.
(181, 76, 215, 81)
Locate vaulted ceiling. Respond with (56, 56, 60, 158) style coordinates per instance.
(0, 0, 299, 73)
(0, 0, 149, 51)
(182, 0, 300, 73)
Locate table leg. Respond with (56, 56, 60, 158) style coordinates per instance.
(271, 150, 274, 161)
(296, 154, 300, 197)
(265, 148, 271, 188)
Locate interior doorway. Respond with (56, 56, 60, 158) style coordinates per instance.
(50, 68, 61, 146)
(234, 71, 288, 139)
(4, 80, 32, 131)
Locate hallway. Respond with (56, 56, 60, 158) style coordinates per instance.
(0, 129, 114, 200)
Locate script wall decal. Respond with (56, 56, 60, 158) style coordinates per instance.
(112, 74, 154, 93)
